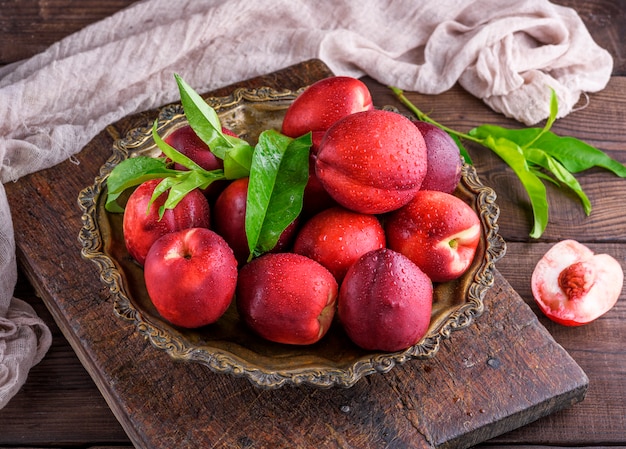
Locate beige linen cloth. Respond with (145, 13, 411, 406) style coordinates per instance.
(0, 0, 613, 408)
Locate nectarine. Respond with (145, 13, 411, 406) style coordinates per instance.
(122, 178, 211, 266)
(236, 253, 338, 345)
(281, 76, 374, 151)
(144, 227, 238, 328)
(338, 248, 433, 352)
(531, 239, 623, 326)
(293, 206, 385, 282)
(385, 190, 481, 282)
(413, 121, 462, 194)
(315, 109, 427, 214)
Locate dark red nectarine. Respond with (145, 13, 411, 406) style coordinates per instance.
(413, 121, 463, 194)
(338, 248, 433, 352)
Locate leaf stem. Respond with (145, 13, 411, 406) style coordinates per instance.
(389, 86, 483, 145)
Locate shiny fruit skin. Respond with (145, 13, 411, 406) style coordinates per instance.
(164, 125, 236, 201)
(293, 206, 386, 282)
(281, 76, 374, 140)
(164, 125, 226, 172)
(144, 228, 238, 328)
(212, 177, 298, 265)
(385, 190, 481, 283)
(315, 109, 428, 215)
(413, 121, 463, 194)
(338, 248, 433, 352)
(122, 178, 211, 266)
(236, 253, 338, 345)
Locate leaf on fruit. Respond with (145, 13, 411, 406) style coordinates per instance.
(105, 156, 176, 213)
(245, 130, 311, 260)
(149, 121, 226, 218)
(152, 120, 205, 172)
(175, 73, 254, 179)
(223, 143, 254, 180)
(105, 117, 228, 214)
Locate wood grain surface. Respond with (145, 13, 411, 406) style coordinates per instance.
(1, 1, 626, 448)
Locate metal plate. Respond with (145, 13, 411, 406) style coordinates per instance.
(78, 86, 506, 388)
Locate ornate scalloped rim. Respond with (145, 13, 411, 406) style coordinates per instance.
(78, 87, 506, 389)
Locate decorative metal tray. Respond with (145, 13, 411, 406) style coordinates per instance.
(78, 86, 506, 389)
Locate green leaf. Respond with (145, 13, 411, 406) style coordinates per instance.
(525, 147, 592, 215)
(174, 73, 255, 173)
(245, 131, 311, 260)
(152, 119, 204, 172)
(470, 124, 626, 177)
(534, 132, 626, 176)
(223, 144, 253, 180)
(392, 84, 626, 239)
(174, 74, 233, 159)
(482, 136, 549, 238)
(148, 170, 223, 218)
(530, 167, 560, 186)
(105, 156, 177, 213)
(149, 120, 228, 217)
(469, 124, 539, 147)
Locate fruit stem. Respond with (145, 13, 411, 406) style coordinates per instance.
(389, 86, 483, 145)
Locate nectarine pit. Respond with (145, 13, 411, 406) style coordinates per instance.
(558, 261, 596, 300)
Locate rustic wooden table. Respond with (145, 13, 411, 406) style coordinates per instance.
(1, 1, 625, 448)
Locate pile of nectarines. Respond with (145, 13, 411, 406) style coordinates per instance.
(120, 76, 482, 353)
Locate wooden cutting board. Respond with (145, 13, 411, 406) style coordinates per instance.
(7, 59, 588, 449)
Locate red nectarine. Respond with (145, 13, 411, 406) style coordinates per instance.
(281, 76, 374, 149)
(315, 109, 428, 214)
(144, 227, 238, 328)
(385, 190, 481, 283)
(122, 178, 211, 266)
(293, 206, 386, 282)
(236, 253, 338, 345)
(338, 248, 433, 352)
